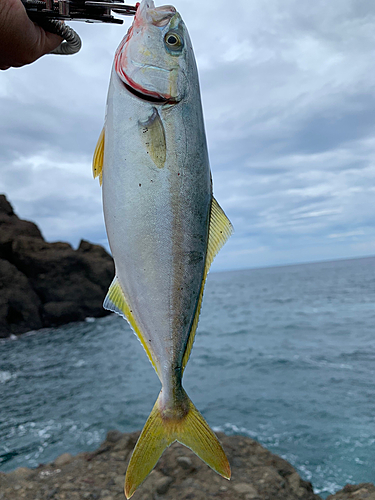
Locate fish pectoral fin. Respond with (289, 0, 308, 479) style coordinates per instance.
(104, 276, 159, 374)
(124, 390, 230, 499)
(93, 127, 105, 186)
(182, 197, 233, 371)
(139, 107, 166, 169)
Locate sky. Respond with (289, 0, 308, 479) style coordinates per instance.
(1, 0, 375, 271)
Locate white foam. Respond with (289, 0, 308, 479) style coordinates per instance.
(0, 371, 14, 383)
(213, 422, 258, 438)
(73, 360, 86, 368)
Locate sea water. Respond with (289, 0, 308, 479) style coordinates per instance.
(1, 256, 375, 498)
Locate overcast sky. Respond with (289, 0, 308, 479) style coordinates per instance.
(1, 0, 375, 271)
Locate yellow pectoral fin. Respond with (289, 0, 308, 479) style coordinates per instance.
(139, 108, 166, 169)
(93, 127, 105, 186)
(103, 276, 159, 375)
(182, 197, 233, 371)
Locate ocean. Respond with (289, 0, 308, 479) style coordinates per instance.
(1, 256, 375, 498)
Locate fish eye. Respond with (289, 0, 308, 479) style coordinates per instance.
(164, 32, 183, 50)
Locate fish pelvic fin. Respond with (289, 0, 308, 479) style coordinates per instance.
(93, 126, 105, 186)
(124, 389, 231, 498)
(182, 197, 233, 372)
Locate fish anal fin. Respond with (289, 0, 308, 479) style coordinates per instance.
(182, 197, 233, 371)
(104, 276, 159, 374)
(124, 390, 230, 498)
(93, 127, 105, 186)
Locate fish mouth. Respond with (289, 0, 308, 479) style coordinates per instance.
(122, 78, 177, 104)
(118, 67, 179, 104)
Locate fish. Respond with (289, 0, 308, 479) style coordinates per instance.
(93, 0, 233, 497)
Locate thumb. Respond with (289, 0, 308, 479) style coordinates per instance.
(34, 24, 63, 56)
(0, 0, 63, 68)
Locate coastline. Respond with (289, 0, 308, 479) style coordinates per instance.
(0, 431, 373, 500)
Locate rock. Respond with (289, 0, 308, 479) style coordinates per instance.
(288, 471, 301, 491)
(6, 467, 34, 481)
(60, 482, 76, 490)
(287, 470, 310, 497)
(0, 431, 373, 500)
(155, 476, 173, 494)
(54, 454, 73, 467)
(234, 482, 259, 496)
(113, 432, 139, 452)
(11, 236, 114, 326)
(0, 195, 43, 261)
(114, 475, 124, 489)
(45, 487, 59, 499)
(0, 195, 115, 337)
(176, 456, 193, 470)
(106, 430, 123, 444)
(43, 301, 83, 325)
(0, 259, 42, 337)
(327, 483, 375, 499)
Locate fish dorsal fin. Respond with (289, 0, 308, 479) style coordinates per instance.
(93, 127, 105, 186)
(182, 197, 233, 371)
(205, 197, 233, 267)
(104, 276, 159, 375)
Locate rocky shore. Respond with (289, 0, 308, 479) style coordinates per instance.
(0, 431, 373, 500)
(0, 195, 114, 338)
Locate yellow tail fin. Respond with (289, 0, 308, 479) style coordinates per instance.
(124, 391, 231, 498)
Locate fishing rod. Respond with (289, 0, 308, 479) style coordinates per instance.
(21, 0, 137, 55)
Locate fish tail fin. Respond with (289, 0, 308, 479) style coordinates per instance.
(124, 390, 230, 498)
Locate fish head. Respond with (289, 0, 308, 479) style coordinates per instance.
(114, 0, 194, 103)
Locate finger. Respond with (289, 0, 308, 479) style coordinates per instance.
(33, 24, 63, 57)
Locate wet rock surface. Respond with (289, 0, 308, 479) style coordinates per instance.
(327, 484, 375, 500)
(1, 430, 369, 500)
(0, 195, 114, 338)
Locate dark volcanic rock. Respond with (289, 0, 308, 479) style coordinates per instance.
(0, 195, 43, 260)
(0, 195, 114, 337)
(0, 258, 42, 337)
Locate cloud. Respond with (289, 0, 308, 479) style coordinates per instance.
(1, 0, 375, 270)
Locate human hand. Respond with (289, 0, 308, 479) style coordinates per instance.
(0, 0, 63, 70)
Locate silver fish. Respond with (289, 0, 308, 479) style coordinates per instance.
(93, 1, 233, 497)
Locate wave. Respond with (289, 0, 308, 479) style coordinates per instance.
(0, 371, 16, 384)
